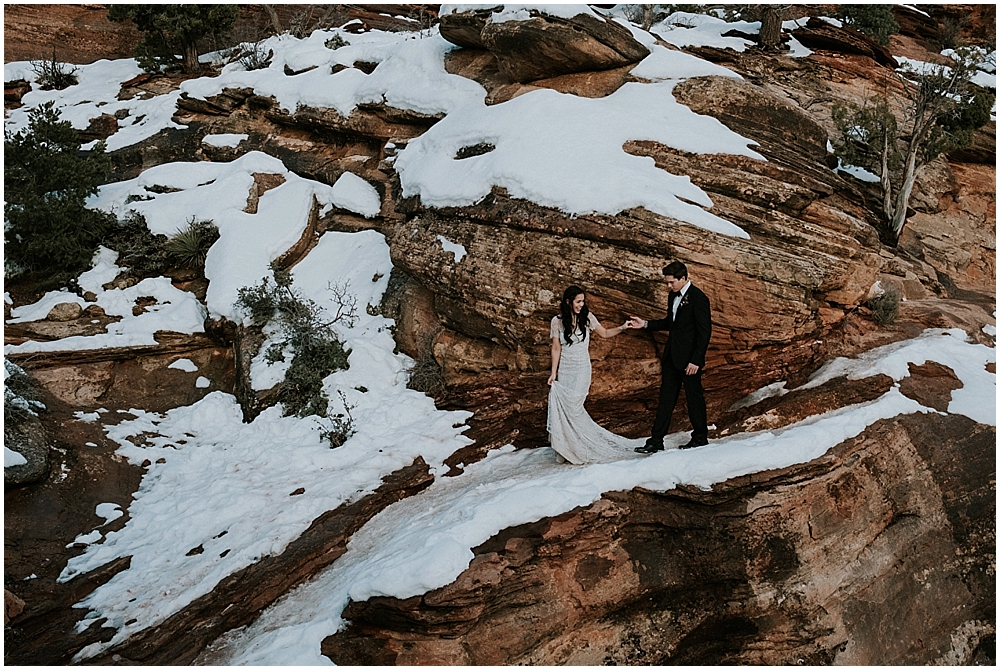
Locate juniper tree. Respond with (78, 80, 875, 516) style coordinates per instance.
(837, 4, 900, 45)
(107, 4, 239, 74)
(832, 48, 994, 243)
(4, 102, 114, 286)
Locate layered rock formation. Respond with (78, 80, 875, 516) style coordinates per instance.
(3, 4, 995, 666)
(323, 410, 995, 665)
(441, 6, 650, 82)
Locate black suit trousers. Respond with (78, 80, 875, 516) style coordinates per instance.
(650, 361, 708, 444)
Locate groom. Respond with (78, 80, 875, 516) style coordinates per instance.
(628, 261, 712, 452)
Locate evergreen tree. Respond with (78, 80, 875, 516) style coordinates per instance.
(107, 4, 239, 74)
(838, 5, 900, 45)
(833, 48, 994, 243)
(4, 103, 115, 286)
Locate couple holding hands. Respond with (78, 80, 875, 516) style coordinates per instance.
(546, 261, 711, 465)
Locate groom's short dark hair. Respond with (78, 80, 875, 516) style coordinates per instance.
(663, 261, 688, 279)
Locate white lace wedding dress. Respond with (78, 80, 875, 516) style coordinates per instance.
(547, 314, 644, 464)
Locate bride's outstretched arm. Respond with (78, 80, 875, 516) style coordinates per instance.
(593, 318, 630, 339)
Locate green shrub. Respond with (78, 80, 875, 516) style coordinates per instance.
(4, 102, 115, 288)
(30, 49, 79, 90)
(406, 335, 445, 395)
(837, 5, 900, 45)
(102, 211, 172, 279)
(236, 266, 356, 418)
(237, 40, 272, 71)
(937, 16, 970, 51)
(319, 390, 357, 448)
(867, 283, 900, 325)
(324, 34, 350, 50)
(165, 217, 219, 269)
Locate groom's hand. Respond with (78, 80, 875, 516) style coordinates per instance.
(627, 316, 646, 329)
(685, 363, 700, 375)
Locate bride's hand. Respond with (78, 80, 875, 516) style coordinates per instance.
(547, 373, 556, 386)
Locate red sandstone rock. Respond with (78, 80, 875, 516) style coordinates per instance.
(4, 590, 26, 627)
(790, 17, 899, 68)
(478, 8, 650, 83)
(323, 413, 995, 665)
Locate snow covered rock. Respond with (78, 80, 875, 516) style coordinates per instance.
(671, 75, 830, 165)
(790, 17, 898, 68)
(322, 412, 995, 665)
(441, 5, 651, 83)
(439, 5, 499, 49)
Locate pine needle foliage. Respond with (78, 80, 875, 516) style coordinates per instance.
(837, 5, 900, 46)
(236, 267, 357, 418)
(4, 102, 115, 287)
(101, 211, 172, 279)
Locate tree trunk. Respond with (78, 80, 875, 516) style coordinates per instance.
(181, 40, 201, 74)
(641, 5, 655, 32)
(759, 7, 783, 51)
(880, 133, 895, 227)
(262, 4, 284, 34)
(889, 150, 920, 240)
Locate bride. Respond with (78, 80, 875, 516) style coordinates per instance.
(547, 286, 643, 464)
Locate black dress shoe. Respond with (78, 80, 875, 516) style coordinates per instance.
(635, 442, 664, 454)
(679, 439, 708, 450)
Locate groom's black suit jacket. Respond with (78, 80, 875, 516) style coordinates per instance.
(645, 284, 712, 370)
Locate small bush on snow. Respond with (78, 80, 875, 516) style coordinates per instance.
(165, 217, 219, 270)
(319, 390, 357, 448)
(237, 41, 273, 71)
(30, 49, 79, 90)
(324, 34, 350, 50)
(236, 265, 357, 418)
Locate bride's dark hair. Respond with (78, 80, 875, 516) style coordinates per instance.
(559, 285, 590, 345)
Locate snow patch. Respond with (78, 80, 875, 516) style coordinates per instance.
(489, 4, 599, 24)
(4, 58, 185, 152)
(396, 80, 761, 238)
(836, 159, 881, 183)
(6, 247, 206, 355)
(330, 172, 381, 218)
(730, 381, 788, 410)
(168, 359, 199, 373)
(436, 235, 467, 262)
(5, 447, 28, 468)
(96, 503, 124, 525)
(653, 12, 758, 52)
(202, 133, 249, 148)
